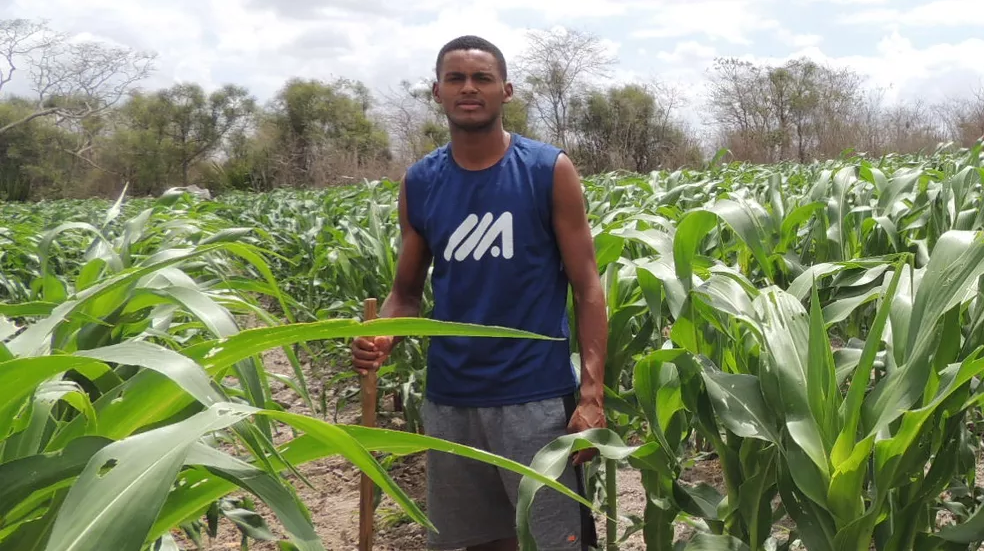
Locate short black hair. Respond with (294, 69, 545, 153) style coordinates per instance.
(435, 35, 508, 81)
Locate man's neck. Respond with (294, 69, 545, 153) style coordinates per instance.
(449, 125, 511, 171)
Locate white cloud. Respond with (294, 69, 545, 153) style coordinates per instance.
(634, 22, 984, 132)
(799, 0, 888, 4)
(6, 0, 543, 102)
(840, 0, 984, 28)
(702, 31, 984, 106)
(630, 0, 783, 45)
(776, 29, 824, 48)
(3, 0, 982, 139)
(656, 41, 718, 64)
(861, 32, 984, 98)
(492, 0, 642, 19)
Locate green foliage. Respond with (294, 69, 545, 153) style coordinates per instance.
(3, 15, 984, 205)
(99, 83, 256, 196)
(0, 187, 586, 551)
(570, 83, 699, 174)
(6, 135, 984, 551)
(503, 92, 538, 139)
(263, 77, 392, 186)
(557, 139, 984, 550)
(0, 99, 76, 201)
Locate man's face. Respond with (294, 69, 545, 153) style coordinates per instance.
(433, 49, 512, 131)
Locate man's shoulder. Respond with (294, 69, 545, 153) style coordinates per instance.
(512, 133, 563, 155)
(509, 134, 566, 174)
(406, 144, 450, 182)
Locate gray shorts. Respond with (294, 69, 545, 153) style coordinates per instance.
(421, 394, 597, 550)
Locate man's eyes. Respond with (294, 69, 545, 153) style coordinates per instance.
(447, 74, 492, 81)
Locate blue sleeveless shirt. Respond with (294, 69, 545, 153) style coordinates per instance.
(404, 133, 577, 407)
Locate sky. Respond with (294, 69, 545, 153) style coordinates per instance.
(2, 0, 983, 131)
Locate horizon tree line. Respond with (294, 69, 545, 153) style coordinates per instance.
(1, 18, 981, 201)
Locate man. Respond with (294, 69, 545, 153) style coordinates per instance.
(351, 35, 608, 551)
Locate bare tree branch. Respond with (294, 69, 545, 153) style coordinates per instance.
(0, 19, 62, 95)
(0, 17, 157, 135)
(29, 40, 156, 114)
(514, 28, 616, 149)
(61, 144, 120, 176)
(0, 105, 59, 133)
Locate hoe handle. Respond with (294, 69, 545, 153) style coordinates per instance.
(358, 298, 378, 551)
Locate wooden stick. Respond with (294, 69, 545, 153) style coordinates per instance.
(359, 298, 378, 551)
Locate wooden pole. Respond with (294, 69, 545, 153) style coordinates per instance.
(358, 298, 378, 551)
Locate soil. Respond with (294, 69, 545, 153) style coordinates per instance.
(170, 335, 430, 551)
(167, 319, 984, 551)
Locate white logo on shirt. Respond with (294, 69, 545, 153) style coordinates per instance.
(443, 212, 514, 261)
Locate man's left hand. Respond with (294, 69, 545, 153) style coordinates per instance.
(567, 399, 606, 466)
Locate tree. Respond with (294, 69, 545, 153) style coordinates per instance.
(0, 18, 156, 135)
(935, 86, 984, 147)
(157, 83, 256, 185)
(98, 83, 256, 194)
(0, 97, 75, 200)
(0, 19, 58, 94)
(265, 77, 392, 186)
(570, 82, 699, 173)
(706, 56, 867, 162)
(881, 99, 944, 154)
(514, 28, 616, 149)
(706, 58, 772, 161)
(794, 60, 864, 160)
(377, 78, 447, 164)
(502, 89, 537, 139)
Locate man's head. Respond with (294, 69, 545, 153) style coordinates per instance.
(433, 35, 513, 132)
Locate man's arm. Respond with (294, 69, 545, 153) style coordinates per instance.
(352, 175, 432, 374)
(552, 153, 608, 464)
(379, 176, 432, 323)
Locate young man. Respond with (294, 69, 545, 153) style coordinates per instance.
(351, 35, 608, 551)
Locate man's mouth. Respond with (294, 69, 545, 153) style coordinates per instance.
(457, 100, 483, 109)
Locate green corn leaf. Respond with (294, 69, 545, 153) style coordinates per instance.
(701, 370, 780, 443)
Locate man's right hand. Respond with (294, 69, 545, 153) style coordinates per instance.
(351, 335, 395, 376)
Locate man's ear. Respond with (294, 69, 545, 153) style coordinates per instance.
(503, 81, 513, 103)
(432, 80, 442, 104)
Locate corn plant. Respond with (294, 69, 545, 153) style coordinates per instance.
(217, 182, 432, 431)
(0, 188, 596, 551)
(516, 140, 984, 550)
(6, 139, 984, 551)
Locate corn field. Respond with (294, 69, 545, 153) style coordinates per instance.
(2, 139, 984, 551)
